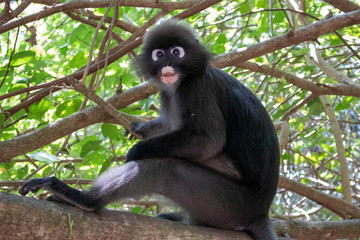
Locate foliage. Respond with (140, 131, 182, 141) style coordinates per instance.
(0, 0, 359, 223)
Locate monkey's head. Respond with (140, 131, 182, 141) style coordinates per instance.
(137, 20, 211, 86)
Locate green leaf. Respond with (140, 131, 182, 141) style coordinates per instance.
(301, 178, 311, 184)
(0, 113, 5, 131)
(82, 150, 104, 165)
(216, 34, 227, 44)
(255, 0, 267, 8)
(8, 83, 27, 93)
(121, 72, 137, 85)
(239, 4, 249, 14)
(68, 52, 87, 69)
(308, 98, 323, 115)
(131, 206, 143, 214)
(99, 157, 112, 175)
(11, 51, 36, 66)
(55, 98, 82, 118)
(28, 99, 52, 121)
(292, 47, 310, 55)
(80, 140, 103, 157)
(69, 135, 99, 157)
(28, 151, 61, 164)
(59, 44, 69, 55)
(335, 97, 354, 111)
(17, 165, 29, 179)
(101, 123, 120, 140)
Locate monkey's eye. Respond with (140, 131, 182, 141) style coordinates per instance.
(152, 49, 164, 61)
(170, 47, 185, 58)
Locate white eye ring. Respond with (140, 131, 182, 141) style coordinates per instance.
(152, 49, 164, 61)
(170, 46, 185, 58)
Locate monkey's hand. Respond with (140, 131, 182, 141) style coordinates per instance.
(124, 122, 143, 140)
(126, 142, 143, 161)
(18, 177, 57, 196)
(126, 141, 155, 162)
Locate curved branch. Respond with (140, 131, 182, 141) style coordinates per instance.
(231, 61, 360, 97)
(278, 176, 360, 219)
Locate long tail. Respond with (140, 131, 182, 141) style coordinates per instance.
(245, 218, 278, 240)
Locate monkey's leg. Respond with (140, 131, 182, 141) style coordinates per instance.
(90, 158, 277, 239)
(19, 159, 277, 239)
(89, 159, 255, 228)
(19, 177, 98, 211)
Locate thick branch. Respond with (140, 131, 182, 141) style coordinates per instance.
(322, 0, 360, 12)
(0, 192, 250, 239)
(1, 192, 359, 240)
(273, 218, 360, 240)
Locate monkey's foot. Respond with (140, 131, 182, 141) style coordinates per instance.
(18, 177, 57, 196)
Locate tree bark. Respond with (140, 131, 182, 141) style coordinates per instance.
(0, 192, 250, 240)
(1, 192, 360, 240)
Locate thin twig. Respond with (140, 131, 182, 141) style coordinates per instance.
(68, 77, 142, 140)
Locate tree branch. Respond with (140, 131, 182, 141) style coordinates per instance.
(278, 176, 360, 219)
(213, 9, 360, 67)
(232, 61, 360, 97)
(319, 96, 352, 203)
(0, 80, 158, 162)
(322, 0, 360, 12)
(0, 192, 251, 239)
(1, 191, 359, 239)
(68, 77, 142, 139)
(0, 0, 202, 33)
(273, 218, 360, 240)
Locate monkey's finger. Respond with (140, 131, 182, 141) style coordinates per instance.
(124, 131, 135, 140)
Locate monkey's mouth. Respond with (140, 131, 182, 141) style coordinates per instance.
(160, 66, 179, 84)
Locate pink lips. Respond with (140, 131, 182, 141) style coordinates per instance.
(160, 66, 179, 84)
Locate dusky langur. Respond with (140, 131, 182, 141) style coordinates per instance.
(20, 20, 279, 240)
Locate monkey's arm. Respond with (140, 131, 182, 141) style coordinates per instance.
(127, 126, 225, 162)
(132, 118, 170, 139)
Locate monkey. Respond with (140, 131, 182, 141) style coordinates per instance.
(19, 20, 279, 240)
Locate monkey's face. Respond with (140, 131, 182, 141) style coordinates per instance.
(136, 21, 211, 86)
(150, 46, 185, 85)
